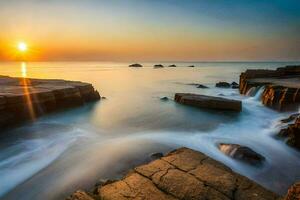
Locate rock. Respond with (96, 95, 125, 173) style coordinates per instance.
(65, 190, 95, 200)
(0, 76, 100, 129)
(231, 81, 239, 89)
(129, 63, 142, 67)
(174, 93, 242, 112)
(284, 182, 300, 200)
(150, 152, 164, 160)
(277, 117, 300, 150)
(154, 64, 164, 68)
(94, 147, 279, 200)
(197, 84, 209, 89)
(101, 96, 107, 100)
(218, 143, 265, 166)
(168, 64, 176, 67)
(239, 65, 300, 111)
(187, 65, 195, 67)
(281, 113, 300, 123)
(216, 81, 231, 88)
(160, 97, 169, 101)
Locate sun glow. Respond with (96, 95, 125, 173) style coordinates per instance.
(18, 42, 27, 52)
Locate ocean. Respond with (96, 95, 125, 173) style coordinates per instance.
(0, 61, 300, 199)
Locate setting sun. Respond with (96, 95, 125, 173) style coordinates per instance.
(18, 42, 27, 52)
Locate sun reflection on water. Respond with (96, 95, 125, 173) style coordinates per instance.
(21, 62, 27, 77)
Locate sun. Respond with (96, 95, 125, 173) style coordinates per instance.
(18, 42, 27, 52)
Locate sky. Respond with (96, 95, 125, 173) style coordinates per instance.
(0, 0, 299, 61)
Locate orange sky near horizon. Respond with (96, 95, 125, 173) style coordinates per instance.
(0, 0, 299, 62)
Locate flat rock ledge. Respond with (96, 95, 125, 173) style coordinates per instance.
(239, 65, 300, 111)
(0, 75, 100, 128)
(67, 147, 280, 200)
(174, 93, 242, 112)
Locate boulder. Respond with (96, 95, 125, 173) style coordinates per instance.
(284, 182, 300, 200)
(218, 143, 265, 166)
(216, 82, 231, 88)
(168, 64, 176, 67)
(231, 81, 239, 89)
(129, 63, 142, 67)
(174, 93, 242, 112)
(154, 64, 164, 68)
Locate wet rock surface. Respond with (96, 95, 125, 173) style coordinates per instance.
(284, 182, 300, 200)
(0, 76, 100, 128)
(218, 143, 265, 166)
(278, 116, 300, 150)
(239, 65, 300, 111)
(67, 148, 280, 200)
(174, 93, 242, 112)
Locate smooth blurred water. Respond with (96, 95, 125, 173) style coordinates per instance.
(0, 61, 300, 199)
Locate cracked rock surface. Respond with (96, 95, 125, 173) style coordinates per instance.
(68, 147, 281, 200)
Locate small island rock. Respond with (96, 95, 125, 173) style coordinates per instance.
(129, 63, 143, 67)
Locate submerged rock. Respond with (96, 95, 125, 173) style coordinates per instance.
(219, 143, 265, 166)
(154, 64, 164, 68)
(231, 82, 239, 89)
(129, 63, 143, 67)
(174, 93, 242, 112)
(216, 81, 231, 88)
(168, 64, 176, 67)
(284, 182, 300, 200)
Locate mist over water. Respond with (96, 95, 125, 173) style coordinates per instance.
(1, 62, 300, 199)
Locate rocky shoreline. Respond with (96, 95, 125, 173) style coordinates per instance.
(66, 148, 281, 200)
(0, 75, 100, 128)
(239, 65, 300, 111)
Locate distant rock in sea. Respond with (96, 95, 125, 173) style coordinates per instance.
(129, 63, 143, 67)
(154, 64, 164, 68)
(218, 143, 265, 166)
(197, 84, 209, 89)
(160, 97, 169, 101)
(187, 65, 195, 67)
(168, 64, 176, 67)
(216, 81, 231, 88)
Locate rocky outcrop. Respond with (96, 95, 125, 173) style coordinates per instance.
(0, 76, 100, 128)
(168, 64, 177, 67)
(218, 143, 265, 166)
(154, 64, 164, 68)
(67, 147, 280, 200)
(239, 65, 300, 111)
(66, 191, 95, 200)
(174, 93, 242, 112)
(284, 182, 300, 200)
(187, 65, 195, 67)
(129, 63, 143, 67)
(278, 117, 300, 150)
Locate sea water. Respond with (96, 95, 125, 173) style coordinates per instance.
(0, 61, 300, 199)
